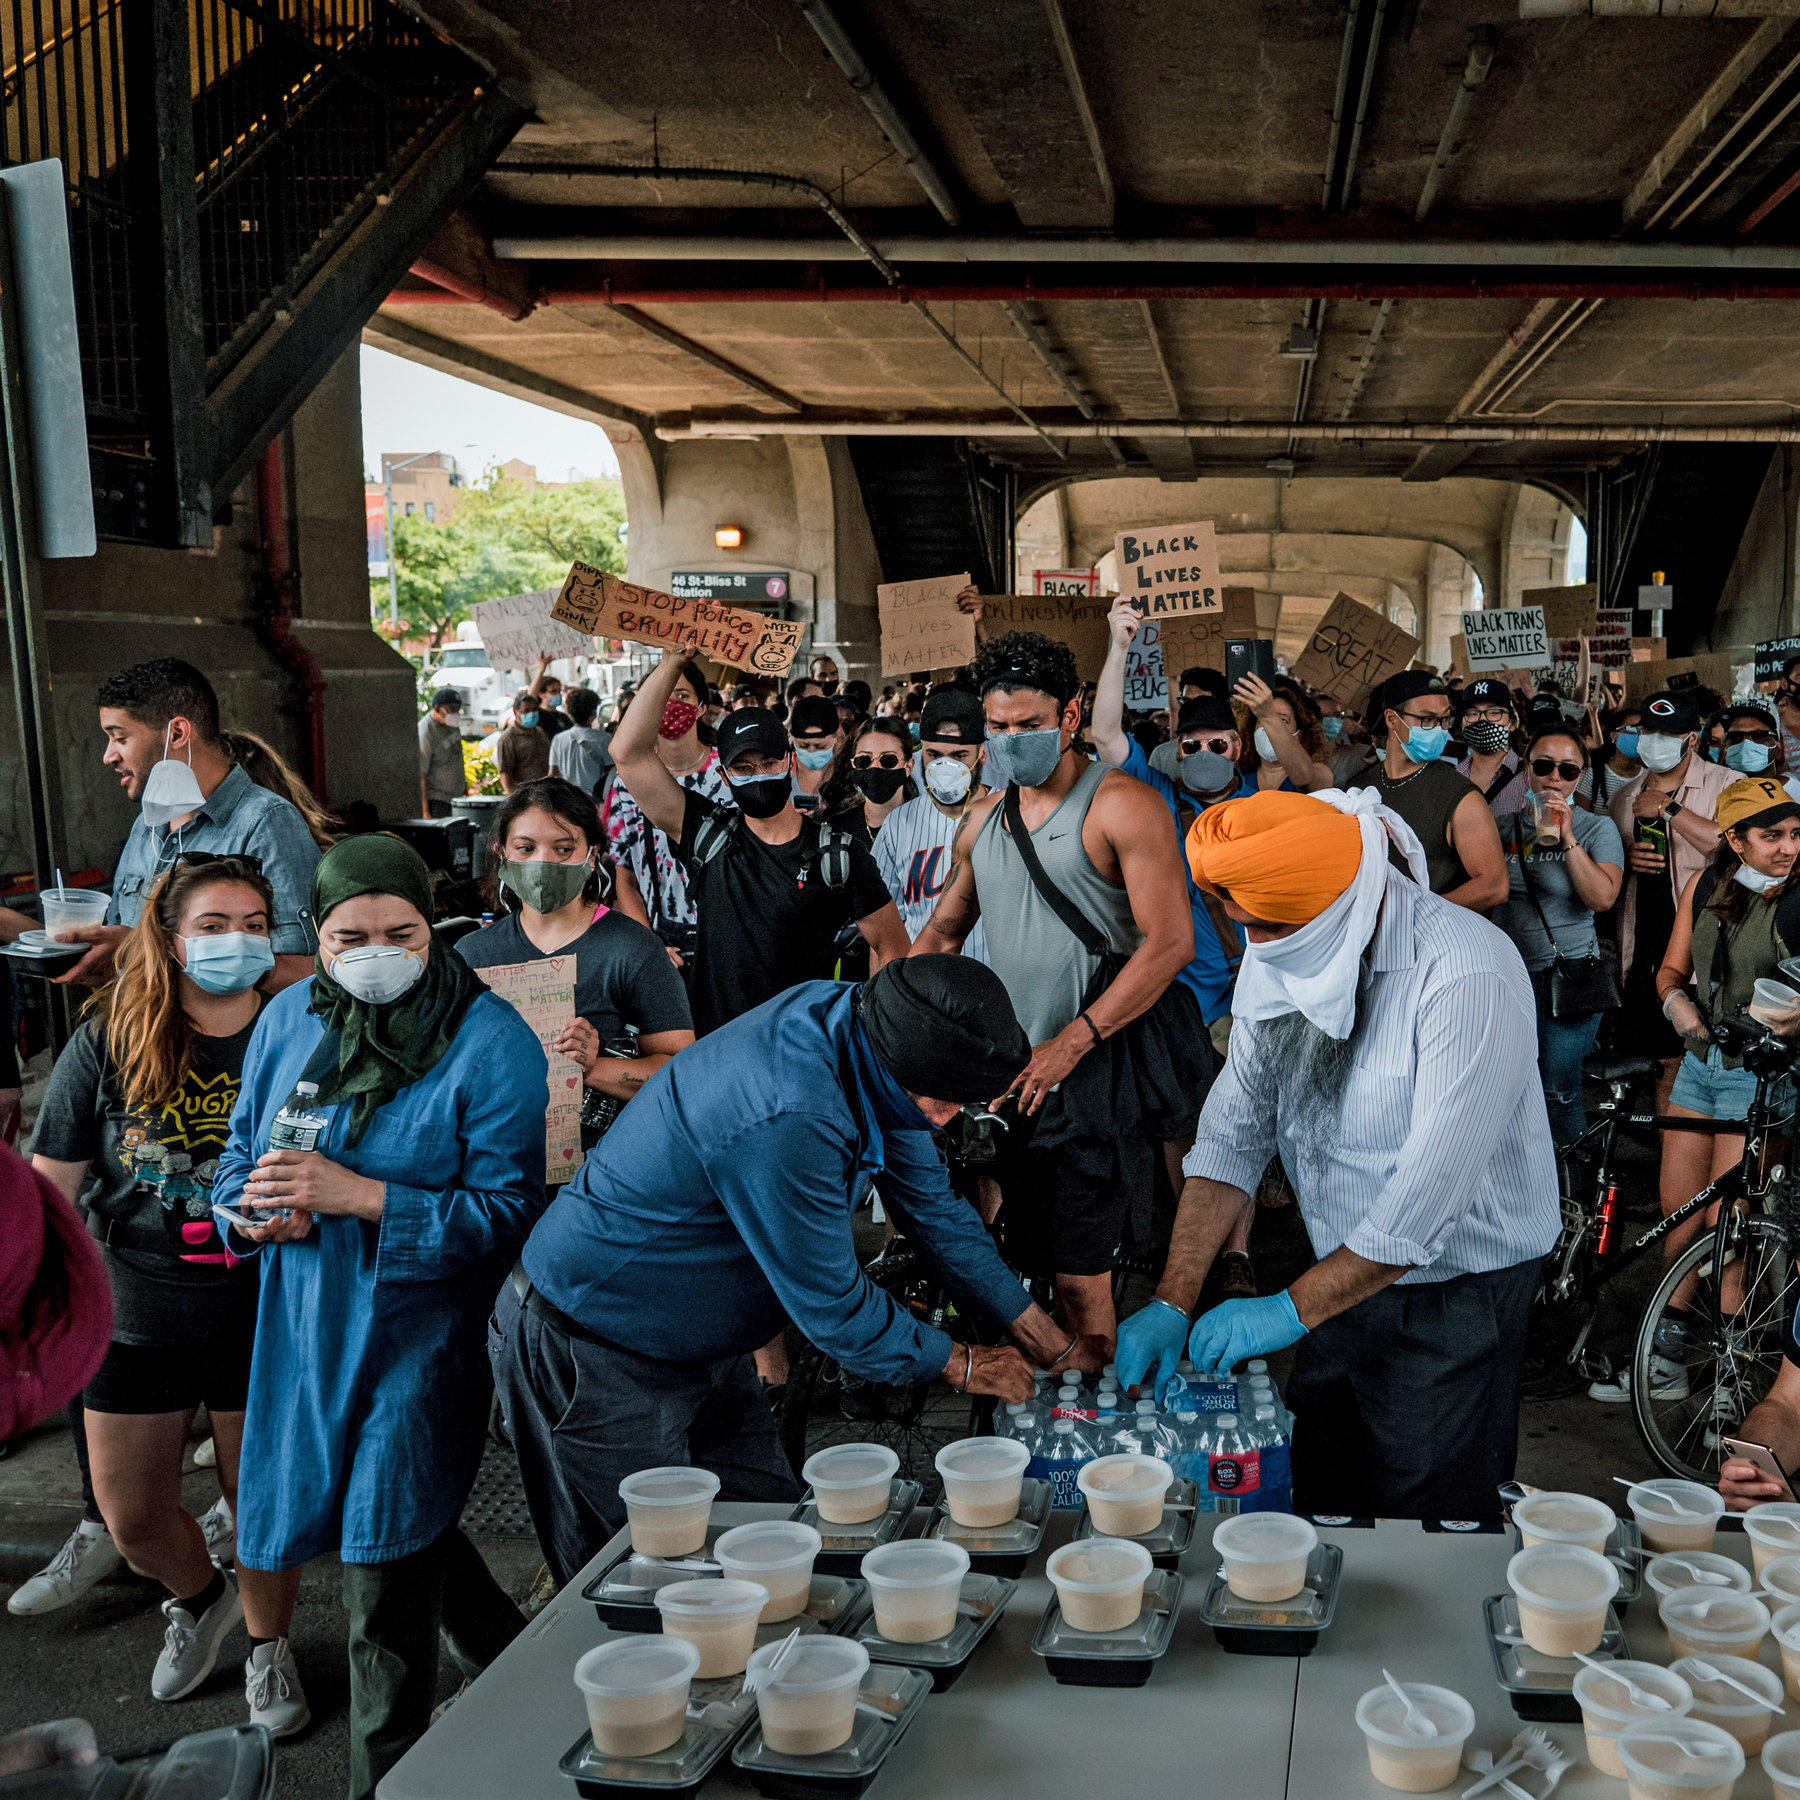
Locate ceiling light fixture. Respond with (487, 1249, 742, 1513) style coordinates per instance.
(714, 525, 744, 550)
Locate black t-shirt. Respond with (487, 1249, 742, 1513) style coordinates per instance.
(674, 791, 893, 1035)
(30, 1009, 263, 1344)
(455, 907, 693, 1042)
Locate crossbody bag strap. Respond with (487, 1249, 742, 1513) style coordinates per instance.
(1001, 781, 1109, 957)
(1512, 816, 1566, 963)
(1483, 758, 1518, 805)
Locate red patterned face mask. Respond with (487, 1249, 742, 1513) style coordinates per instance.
(659, 699, 701, 740)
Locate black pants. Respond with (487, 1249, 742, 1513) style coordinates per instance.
(488, 1279, 800, 1590)
(342, 1525, 525, 1800)
(1288, 1258, 1540, 1523)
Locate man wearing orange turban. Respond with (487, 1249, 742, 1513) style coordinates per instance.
(1117, 787, 1561, 1522)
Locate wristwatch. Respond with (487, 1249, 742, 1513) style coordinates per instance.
(1661, 800, 1682, 823)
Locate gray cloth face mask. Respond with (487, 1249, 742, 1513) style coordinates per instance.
(984, 726, 1064, 789)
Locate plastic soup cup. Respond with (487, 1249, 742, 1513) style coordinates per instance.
(1752, 978, 1800, 1026)
(860, 1540, 970, 1643)
(1765, 1729, 1800, 1800)
(1572, 1661, 1695, 1779)
(1771, 1601, 1800, 1699)
(1045, 1537, 1153, 1633)
(38, 888, 109, 937)
(1644, 1553, 1753, 1601)
(573, 1635, 701, 1759)
(713, 1521, 822, 1624)
(1763, 1555, 1800, 1610)
(1616, 1718, 1744, 1800)
(1746, 1504, 1800, 1577)
(746, 1635, 869, 1757)
(1506, 1543, 1620, 1657)
(619, 1466, 720, 1558)
(1076, 1454, 1175, 1538)
(1671, 1654, 1785, 1754)
(1353, 1683, 1476, 1793)
(1626, 1480, 1726, 1554)
(934, 1437, 1031, 1528)
(1514, 1490, 1616, 1554)
(801, 1444, 898, 1525)
(1214, 1512, 1320, 1605)
(1658, 1587, 1770, 1663)
(653, 1579, 769, 1677)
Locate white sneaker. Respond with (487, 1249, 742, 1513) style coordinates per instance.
(152, 1569, 243, 1701)
(1589, 1354, 1690, 1403)
(7, 1520, 122, 1616)
(244, 1637, 310, 1738)
(198, 1498, 235, 1565)
(192, 1437, 217, 1469)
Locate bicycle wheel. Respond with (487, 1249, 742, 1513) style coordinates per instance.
(1630, 1215, 1796, 1483)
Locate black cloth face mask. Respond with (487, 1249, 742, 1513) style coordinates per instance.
(853, 767, 907, 803)
(726, 772, 790, 818)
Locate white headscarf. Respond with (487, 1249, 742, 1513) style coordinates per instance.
(1229, 788, 1428, 1040)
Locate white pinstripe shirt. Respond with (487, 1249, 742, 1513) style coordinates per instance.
(1183, 868, 1560, 1282)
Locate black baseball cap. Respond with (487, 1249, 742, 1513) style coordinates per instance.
(430, 687, 461, 710)
(714, 707, 790, 768)
(1458, 677, 1515, 714)
(788, 696, 841, 740)
(1177, 696, 1237, 735)
(1640, 691, 1703, 735)
(921, 688, 986, 744)
(1370, 669, 1446, 727)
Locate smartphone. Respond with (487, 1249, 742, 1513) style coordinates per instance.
(212, 1203, 289, 1230)
(1723, 1436, 1797, 1499)
(1225, 638, 1277, 689)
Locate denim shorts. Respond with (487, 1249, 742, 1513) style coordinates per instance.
(1669, 1045, 1781, 1121)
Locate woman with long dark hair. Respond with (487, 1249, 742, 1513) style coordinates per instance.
(27, 855, 311, 1728)
(214, 835, 550, 1799)
(817, 718, 917, 844)
(459, 777, 693, 1159)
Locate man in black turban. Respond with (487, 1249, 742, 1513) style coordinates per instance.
(491, 968, 1100, 1585)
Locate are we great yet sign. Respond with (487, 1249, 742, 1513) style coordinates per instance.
(1113, 521, 1223, 618)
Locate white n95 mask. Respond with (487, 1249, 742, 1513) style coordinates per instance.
(327, 944, 425, 1004)
(141, 725, 207, 829)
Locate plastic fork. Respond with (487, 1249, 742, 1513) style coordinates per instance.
(1681, 1656, 1782, 1710)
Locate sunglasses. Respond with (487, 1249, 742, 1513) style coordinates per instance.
(173, 851, 265, 873)
(1727, 729, 1778, 746)
(1529, 758, 1583, 781)
(1180, 737, 1235, 757)
(851, 751, 906, 770)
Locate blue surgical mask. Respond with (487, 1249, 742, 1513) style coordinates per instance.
(1320, 716, 1345, 741)
(1615, 731, 1640, 763)
(1727, 740, 1773, 775)
(181, 931, 275, 994)
(984, 725, 1064, 789)
(1405, 725, 1451, 765)
(795, 745, 835, 770)
(517, 711, 539, 729)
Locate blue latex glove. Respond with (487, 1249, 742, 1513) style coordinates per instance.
(1187, 1290, 1307, 1377)
(1114, 1299, 1190, 1401)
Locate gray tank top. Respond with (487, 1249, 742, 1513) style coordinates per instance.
(970, 760, 1144, 1043)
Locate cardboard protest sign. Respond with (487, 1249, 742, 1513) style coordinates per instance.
(1522, 583, 1599, 644)
(1289, 592, 1420, 709)
(981, 591, 1113, 680)
(1158, 588, 1261, 678)
(470, 589, 595, 671)
(1114, 521, 1223, 618)
(1033, 569, 1098, 597)
(1624, 651, 1732, 708)
(1757, 636, 1800, 682)
(1124, 621, 1167, 709)
(1461, 607, 1551, 673)
(472, 958, 583, 1186)
(1450, 633, 1471, 680)
(552, 562, 801, 675)
(1590, 608, 1633, 667)
(878, 572, 974, 677)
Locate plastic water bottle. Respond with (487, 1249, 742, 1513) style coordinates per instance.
(269, 1080, 329, 1152)
(1093, 1384, 1123, 1423)
(1202, 1411, 1258, 1514)
(1238, 1403, 1295, 1514)
(997, 1402, 1034, 1445)
(1183, 1410, 1223, 1513)
(1029, 1417, 1098, 1510)
(1053, 1381, 1095, 1423)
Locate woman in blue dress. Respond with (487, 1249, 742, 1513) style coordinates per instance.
(215, 834, 548, 1798)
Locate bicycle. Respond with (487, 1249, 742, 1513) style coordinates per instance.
(1533, 1017, 1800, 1482)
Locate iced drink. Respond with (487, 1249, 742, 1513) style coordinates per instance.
(1215, 1513, 1318, 1604)
(1573, 1661, 1696, 1779)
(1659, 1587, 1769, 1663)
(861, 1541, 969, 1643)
(1077, 1454, 1174, 1538)
(573, 1636, 700, 1760)
(935, 1437, 1030, 1528)
(1506, 1543, 1619, 1657)
(653, 1579, 769, 1678)
(618, 1466, 719, 1557)
(747, 1635, 868, 1757)
(802, 1444, 897, 1525)
(1531, 792, 1565, 848)
(713, 1522, 821, 1624)
(1045, 1538, 1152, 1633)
(1354, 1682, 1475, 1793)
(1514, 1490, 1614, 1554)
(1616, 1718, 1744, 1800)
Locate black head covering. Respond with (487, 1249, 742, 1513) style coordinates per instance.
(858, 956, 1030, 1103)
(1177, 696, 1237, 734)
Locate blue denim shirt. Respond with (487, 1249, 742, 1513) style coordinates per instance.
(214, 982, 549, 1566)
(106, 764, 322, 955)
(523, 982, 1032, 1385)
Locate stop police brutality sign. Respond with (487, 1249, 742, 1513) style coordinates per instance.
(1114, 521, 1223, 617)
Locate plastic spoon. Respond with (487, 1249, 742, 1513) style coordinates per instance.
(1461, 1748, 1534, 1800)
(854, 1700, 897, 1725)
(1572, 1652, 1673, 1710)
(1623, 1549, 1731, 1585)
(1667, 1595, 1738, 1620)
(1383, 1668, 1438, 1738)
(1681, 1657, 1782, 1710)
(1463, 1727, 1564, 1800)
(1614, 1478, 1708, 1518)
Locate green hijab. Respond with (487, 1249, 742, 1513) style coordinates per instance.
(306, 834, 484, 1146)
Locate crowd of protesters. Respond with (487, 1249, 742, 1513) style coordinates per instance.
(10, 619, 1800, 1795)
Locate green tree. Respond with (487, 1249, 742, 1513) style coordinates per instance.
(454, 471, 627, 573)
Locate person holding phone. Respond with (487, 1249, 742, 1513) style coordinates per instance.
(1231, 673, 1335, 793)
(1721, 1342, 1800, 1507)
